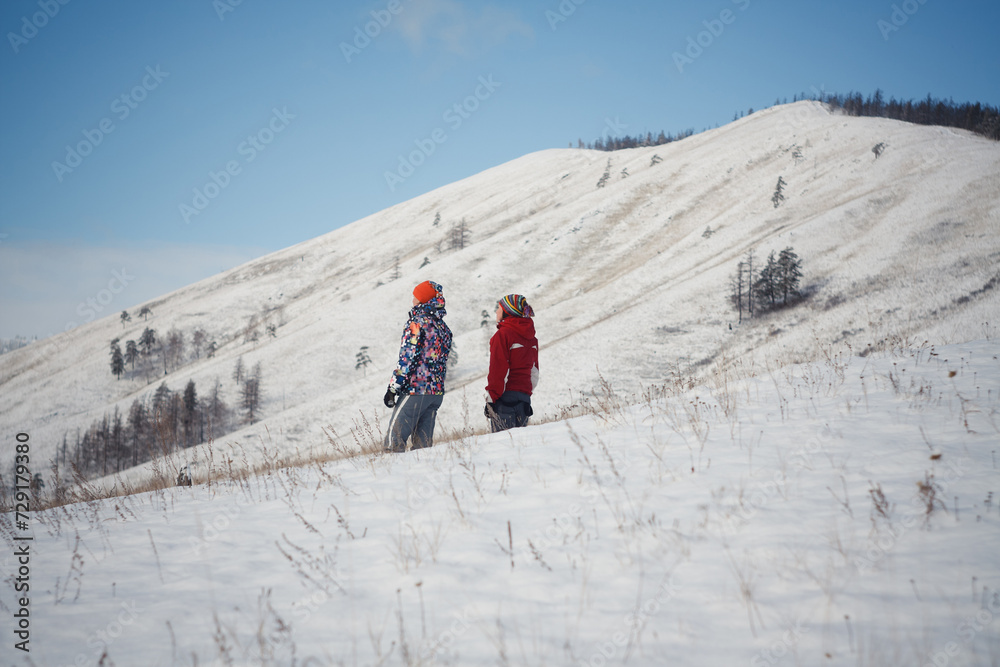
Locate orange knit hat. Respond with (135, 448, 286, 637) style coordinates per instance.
(413, 280, 437, 304)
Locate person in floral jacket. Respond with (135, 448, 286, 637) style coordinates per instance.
(383, 281, 453, 452)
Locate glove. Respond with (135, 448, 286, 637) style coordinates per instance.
(384, 386, 397, 408)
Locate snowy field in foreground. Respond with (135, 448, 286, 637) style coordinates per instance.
(3, 338, 999, 666)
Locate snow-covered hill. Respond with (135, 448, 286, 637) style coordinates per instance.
(1, 101, 999, 479)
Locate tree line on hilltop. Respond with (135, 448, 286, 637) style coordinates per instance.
(824, 90, 1000, 141)
(573, 89, 999, 152)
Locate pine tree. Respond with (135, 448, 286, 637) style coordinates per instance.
(753, 251, 780, 308)
(242, 363, 262, 424)
(140, 328, 156, 359)
(182, 380, 199, 447)
(139, 328, 157, 382)
(433, 212, 441, 227)
(139, 306, 152, 321)
(777, 247, 803, 304)
(355, 346, 372, 375)
(120, 310, 131, 329)
(596, 159, 611, 188)
(772, 176, 787, 208)
(111, 408, 124, 472)
(110, 339, 125, 380)
(127, 399, 147, 467)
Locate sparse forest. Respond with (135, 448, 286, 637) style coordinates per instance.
(730, 247, 803, 323)
(67, 354, 264, 481)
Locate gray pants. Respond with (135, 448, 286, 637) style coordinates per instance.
(384, 393, 444, 452)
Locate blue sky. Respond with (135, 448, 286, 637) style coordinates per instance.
(1, 0, 998, 339)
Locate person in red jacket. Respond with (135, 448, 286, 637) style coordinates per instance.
(485, 294, 539, 432)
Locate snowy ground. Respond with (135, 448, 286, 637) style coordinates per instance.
(3, 338, 998, 666)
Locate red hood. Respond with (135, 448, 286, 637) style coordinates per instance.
(498, 316, 536, 340)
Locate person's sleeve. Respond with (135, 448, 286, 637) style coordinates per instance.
(391, 321, 422, 390)
(485, 331, 509, 402)
(531, 340, 539, 389)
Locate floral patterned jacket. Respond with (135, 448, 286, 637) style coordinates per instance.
(390, 287, 452, 395)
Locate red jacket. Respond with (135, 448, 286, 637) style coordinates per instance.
(486, 316, 539, 402)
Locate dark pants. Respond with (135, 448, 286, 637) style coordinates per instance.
(384, 394, 444, 452)
(488, 391, 532, 433)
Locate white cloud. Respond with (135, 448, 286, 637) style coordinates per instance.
(391, 0, 533, 57)
(0, 242, 269, 339)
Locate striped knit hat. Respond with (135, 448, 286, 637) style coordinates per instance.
(498, 294, 534, 318)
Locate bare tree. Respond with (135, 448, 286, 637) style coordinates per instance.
(233, 356, 245, 386)
(449, 219, 471, 250)
(744, 249, 757, 319)
(167, 329, 185, 371)
(192, 329, 207, 359)
(729, 260, 747, 324)
(125, 339, 139, 372)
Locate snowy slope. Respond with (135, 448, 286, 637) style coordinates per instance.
(3, 339, 998, 666)
(1, 101, 999, 479)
